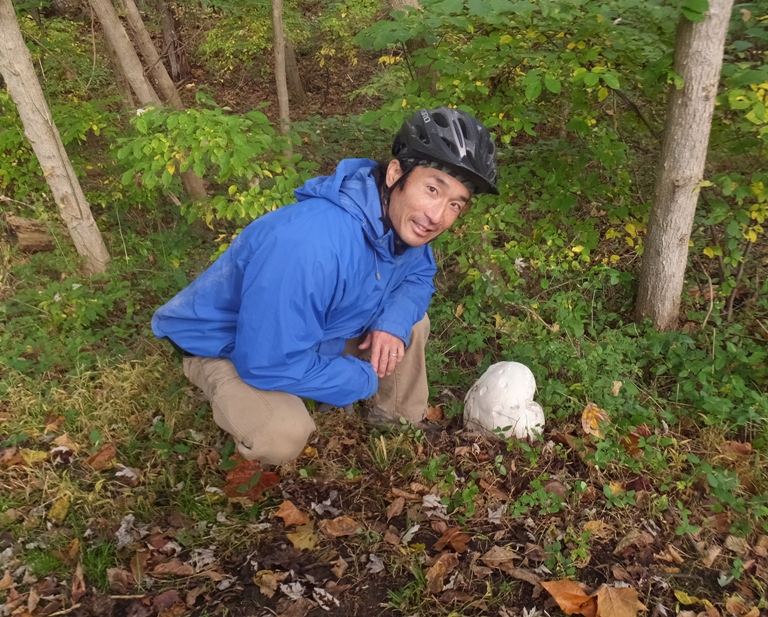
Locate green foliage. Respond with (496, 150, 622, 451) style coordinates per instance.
(195, 0, 310, 76)
(316, 0, 380, 67)
(115, 96, 317, 225)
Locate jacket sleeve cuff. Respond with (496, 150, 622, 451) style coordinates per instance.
(370, 320, 411, 347)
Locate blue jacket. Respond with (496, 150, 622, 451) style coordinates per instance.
(151, 159, 437, 406)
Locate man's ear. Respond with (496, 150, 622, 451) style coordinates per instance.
(385, 159, 403, 189)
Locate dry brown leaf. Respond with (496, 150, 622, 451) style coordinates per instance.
(71, 563, 86, 603)
(611, 381, 623, 396)
(276, 597, 315, 617)
(318, 516, 361, 539)
(185, 586, 205, 608)
(391, 487, 420, 501)
(725, 596, 754, 616)
(613, 529, 654, 555)
(223, 455, 281, 501)
(541, 579, 597, 617)
(525, 543, 548, 561)
(426, 406, 443, 421)
(724, 536, 750, 557)
(86, 443, 117, 471)
(479, 478, 509, 501)
(505, 567, 541, 586)
(286, 522, 319, 550)
(544, 479, 568, 499)
(387, 497, 405, 521)
(433, 527, 471, 553)
(107, 567, 136, 593)
(581, 403, 609, 439)
(425, 553, 459, 595)
(151, 559, 196, 577)
(331, 557, 348, 579)
(583, 520, 613, 539)
(153, 590, 180, 610)
(595, 584, 646, 617)
(480, 545, 521, 570)
(253, 570, 289, 598)
(721, 441, 752, 457)
(28, 587, 41, 613)
(53, 433, 79, 452)
(0, 570, 13, 590)
(702, 545, 722, 568)
(275, 501, 310, 527)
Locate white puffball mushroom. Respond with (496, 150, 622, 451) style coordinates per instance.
(464, 361, 545, 440)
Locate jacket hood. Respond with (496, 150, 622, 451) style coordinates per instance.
(294, 158, 386, 242)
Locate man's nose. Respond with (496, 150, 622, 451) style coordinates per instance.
(424, 201, 447, 224)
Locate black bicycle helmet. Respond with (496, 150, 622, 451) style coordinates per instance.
(392, 107, 499, 195)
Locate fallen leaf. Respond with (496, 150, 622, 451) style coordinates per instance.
(581, 403, 609, 439)
(151, 560, 196, 577)
(275, 501, 309, 527)
(276, 597, 315, 617)
(595, 584, 646, 617)
(479, 478, 509, 501)
(331, 557, 348, 579)
(544, 479, 568, 499)
(53, 433, 79, 452)
(223, 456, 281, 501)
(28, 587, 41, 613)
(721, 441, 752, 457)
(391, 487, 420, 501)
(107, 567, 136, 593)
(302, 445, 318, 458)
(583, 520, 613, 539)
(87, 443, 117, 471)
(318, 516, 361, 539)
(702, 545, 722, 568)
(47, 493, 72, 524)
(425, 552, 458, 595)
(387, 497, 405, 520)
(724, 535, 750, 557)
(613, 529, 654, 555)
(19, 448, 48, 466)
(480, 545, 522, 570)
(433, 527, 471, 553)
(674, 589, 714, 608)
(525, 543, 547, 561)
(611, 381, 623, 396)
(505, 567, 541, 586)
(71, 563, 86, 603)
(725, 595, 757, 616)
(44, 415, 65, 433)
(253, 570, 289, 598)
(541, 579, 597, 617)
(0, 570, 13, 590)
(286, 522, 319, 550)
(185, 586, 205, 608)
(153, 590, 180, 610)
(426, 406, 443, 421)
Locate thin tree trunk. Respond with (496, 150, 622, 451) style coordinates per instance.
(89, 0, 160, 105)
(0, 0, 110, 274)
(89, 0, 206, 201)
(284, 37, 305, 106)
(119, 0, 182, 109)
(271, 0, 292, 159)
(385, 0, 433, 94)
(101, 17, 136, 106)
(155, 0, 188, 81)
(635, 0, 734, 330)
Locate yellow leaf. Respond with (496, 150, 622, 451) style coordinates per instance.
(19, 449, 48, 465)
(625, 223, 637, 237)
(572, 245, 584, 253)
(286, 522, 319, 550)
(455, 303, 465, 318)
(500, 34, 513, 44)
(703, 247, 715, 258)
(598, 87, 609, 101)
(166, 161, 175, 175)
(48, 493, 72, 524)
(494, 313, 503, 329)
(581, 403, 609, 438)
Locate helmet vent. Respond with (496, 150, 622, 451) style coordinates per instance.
(441, 136, 458, 155)
(433, 112, 449, 128)
(415, 125, 430, 144)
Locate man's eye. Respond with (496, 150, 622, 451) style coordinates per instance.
(428, 186, 437, 193)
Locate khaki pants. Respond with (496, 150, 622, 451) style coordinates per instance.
(183, 315, 430, 465)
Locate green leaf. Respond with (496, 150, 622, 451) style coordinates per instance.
(525, 78, 542, 101)
(602, 73, 620, 90)
(434, 0, 464, 14)
(583, 72, 600, 87)
(681, 0, 708, 22)
(544, 75, 561, 93)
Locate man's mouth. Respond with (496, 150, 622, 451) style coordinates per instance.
(412, 221, 434, 237)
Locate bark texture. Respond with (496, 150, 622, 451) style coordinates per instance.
(284, 37, 305, 106)
(5, 215, 55, 252)
(0, 0, 110, 274)
(635, 0, 734, 331)
(155, 0, 188, 82)
(89, 0, 161, 104)
(119, 0, 182, 108)
(271, 0, 292, 158)
(102, 22, 136, 106)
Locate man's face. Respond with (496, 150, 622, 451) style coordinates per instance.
(385, 160, 471, 247)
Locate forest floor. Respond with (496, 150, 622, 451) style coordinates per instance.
(1, 36, 767, 617)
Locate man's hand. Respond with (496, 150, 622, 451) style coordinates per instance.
(358, 330, 405, 378)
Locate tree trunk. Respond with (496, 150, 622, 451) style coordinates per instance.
(119, 0, 182, 109)
(155, 0, 188, 82)
(89, 0, 160, 105)
(284, 37, 305, 106)
(635, 0, 734, 330)
(90, 0, 207, 201)
(271, 0, 292, 159)
(101, 19, 136, 106)
(0, 0, 110, 274)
